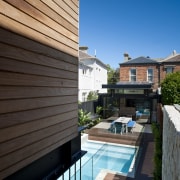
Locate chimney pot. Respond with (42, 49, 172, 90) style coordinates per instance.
(79, 46, 88, 53)
(124, 52, 130, 61)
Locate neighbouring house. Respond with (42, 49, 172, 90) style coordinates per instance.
(0, 1, 81, 179)
(101, 51, 180, 121)
(79, 46, 107, 102)
(159, 51, 180, 82)
(101, 54, 158, 121)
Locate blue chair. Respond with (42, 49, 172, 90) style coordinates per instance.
(127, 120, 136, 133)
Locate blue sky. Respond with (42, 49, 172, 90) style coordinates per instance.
(79, 0, 180, 68)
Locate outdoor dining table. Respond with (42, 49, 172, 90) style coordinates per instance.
(113, 117, 132, 133)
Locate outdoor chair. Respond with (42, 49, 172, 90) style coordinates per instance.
(114, 122, 125, 134)
(127, 120, 136, 133)
(108, 123, 115, 133)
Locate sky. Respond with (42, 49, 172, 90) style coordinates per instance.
(79, 0, 180, 69)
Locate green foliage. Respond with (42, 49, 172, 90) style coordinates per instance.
(96, 106, 102, 117)
(161, 71, 180, 105)
(151, 123, 162, 180)
(87, 117, 101, 129)
(87, 91, 98, 101)
(107, 64, 119, 84)
(78, 108, 102, 130)
(78, 109, 91, 126)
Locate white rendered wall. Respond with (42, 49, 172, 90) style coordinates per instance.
(162, 105, 180, 180)
(78, 58, 107, 101)
(78, 64, 93, 102)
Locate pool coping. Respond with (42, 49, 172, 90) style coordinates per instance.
(81, 138, 139, 179)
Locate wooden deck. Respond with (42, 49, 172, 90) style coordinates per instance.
(85, 117, 146, 146)
(86, 128, 143, 146)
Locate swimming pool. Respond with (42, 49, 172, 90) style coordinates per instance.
(58, 140, 138, 180)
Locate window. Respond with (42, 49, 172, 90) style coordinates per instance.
(130, 68, 136, 82)
(147, 68, 153, 82)
(82, 92, 87, 102)
(82, 68, 86, 74)
(165, 67, 174, 74)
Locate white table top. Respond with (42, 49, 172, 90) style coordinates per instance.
(114, 117, 132, 124)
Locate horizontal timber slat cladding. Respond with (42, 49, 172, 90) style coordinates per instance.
(0, 28, 78, 65)
(0, 110, 77, 143)
(71, 0, 79, 7)
(53, 0, 78, 22)
(41, 0, 78, 26)
(0, 0, 79, 178)
(62, 0, 79, 14)
(5, 0, 78, 41)
(0, 132, 77, 180)
(0, 15, 78, 57)
(0, 96, 77, 114)
(0, 121, 77, 171)
(0, 1, 78, 57)
(0, 115, 77, 156)
(0, 57, 78, 79)
(0, 103, 77, 129)
(0, 72, 78, 87)
(0, 43, 78, 73)
(0, 86, 77, 100)
(25, 0, 78, 35)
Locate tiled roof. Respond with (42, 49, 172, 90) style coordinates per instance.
(79, 50, 93, 59)
(79, 50, 107, 69)
(120, 56, 158, 65)
(79, 61, 93, 69)
(161, 54, 180, 63)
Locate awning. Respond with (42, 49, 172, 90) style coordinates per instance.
(102, 82, 153, 89)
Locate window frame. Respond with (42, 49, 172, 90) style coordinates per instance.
(147, 68, 153, 82)
(129, 68, 136, 82)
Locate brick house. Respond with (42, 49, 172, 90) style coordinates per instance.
(160, 52, 180, 83)
(120, 55, 159, 90)
(101, 52, 180, 122)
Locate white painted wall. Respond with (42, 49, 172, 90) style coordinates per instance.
(78, 58, 107, 102)
(78, 63, 93, 102)
(162, 105, 180, 180)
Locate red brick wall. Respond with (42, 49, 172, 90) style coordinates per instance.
(160, 64, 180, 84)
(120, 64, 159, 89)
(120, 63, 180, 90)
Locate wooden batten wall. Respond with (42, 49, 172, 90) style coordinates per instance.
(0, 0, 79, 179)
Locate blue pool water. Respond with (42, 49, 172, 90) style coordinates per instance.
(58, 141, 138, 180)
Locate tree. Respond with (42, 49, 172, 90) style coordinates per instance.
(107, 64, 119, 84)
(161, 71, 180, 105)
(87, 91, 98, 101)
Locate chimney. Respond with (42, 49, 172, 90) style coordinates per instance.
(79, 46, 88, 53)
(173, 50, 176, 56)
(124, 52, 131, 61)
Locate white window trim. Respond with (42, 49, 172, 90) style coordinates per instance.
(147, 68, 153, 82)
(129, 68, 136, 82)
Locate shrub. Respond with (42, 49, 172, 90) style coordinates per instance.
(151, 123, 162, 180)
(78, 109, 91, 126)
(161, 71, 180, 105)
(87, 91, 98, 101)
(96, 106, 103, 117)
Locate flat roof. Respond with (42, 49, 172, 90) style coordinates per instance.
(102, 82, 153, 89)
